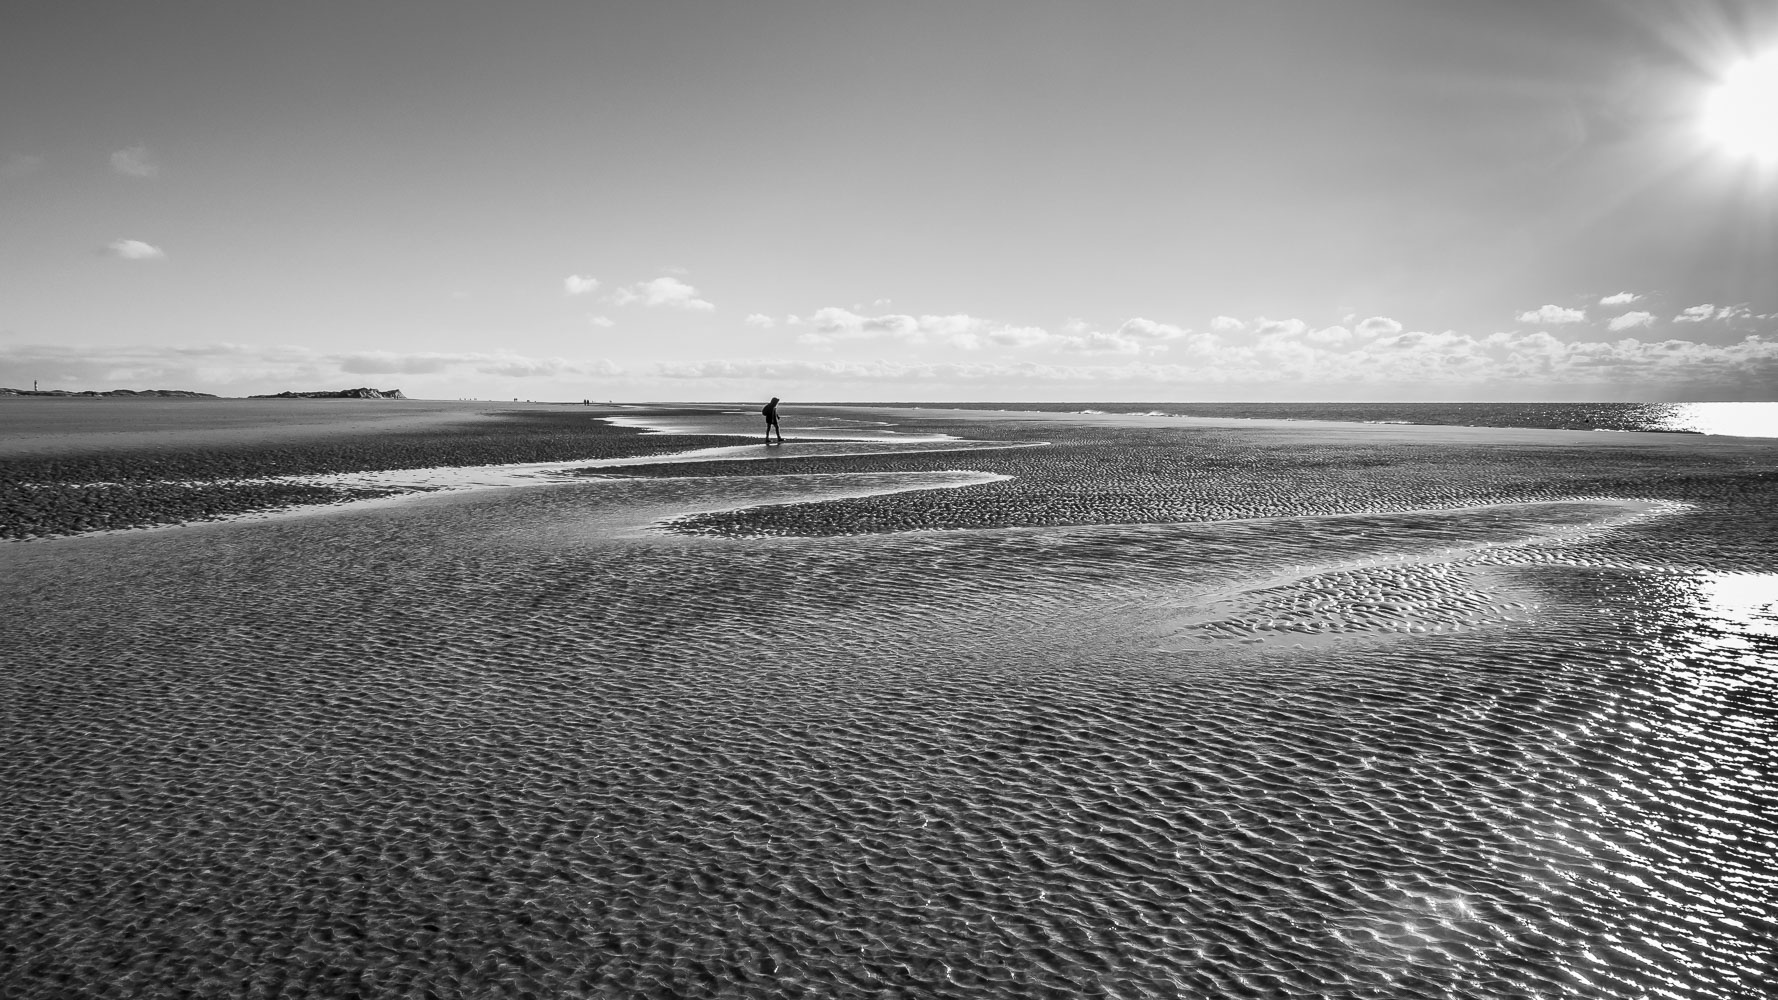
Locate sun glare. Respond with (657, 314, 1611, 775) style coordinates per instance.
(1704, 52, 1778, 162)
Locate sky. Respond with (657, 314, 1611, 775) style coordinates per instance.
(3, 0, 1777, 402)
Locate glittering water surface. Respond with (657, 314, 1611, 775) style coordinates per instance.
(903, 401, 1778, 438)
(2, 411, 1775, 998)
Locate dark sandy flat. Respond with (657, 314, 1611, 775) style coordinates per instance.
(0, 397, 568, 457)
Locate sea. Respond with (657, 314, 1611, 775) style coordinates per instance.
(863, 401, 1778, 439)
(2, 401, 1775, 998)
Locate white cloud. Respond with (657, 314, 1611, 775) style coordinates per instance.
(612, 276, 714, 311)
(564, 275, 601, 295)
(1117, 318, 1192, 341)
(1305, 325, 1352, 346)
(982, 325, 1052, 349)
(797, 307, 910, 343)
(1055, 330, 1143, 355)
(1608, 311, 1654, 331)
(1255, 317, 1308, 338)
(110, 145, 158, 177)
(1516, 304, 1587, 325)
(106, 238, 164, 260)
(1600, 291, 1640, 306)
(588, 315, 615, 328)
(801, 308, 964, 345)
(1210, 315, 1246, 332)
(1355, 316, 1403, 337)
(796, 308, 1079, 353)
(914, 314, 982, 339)
(743, 313, 777, 328)
(1670, 304, 1748, 324)
(1036, 318, 1197, 357)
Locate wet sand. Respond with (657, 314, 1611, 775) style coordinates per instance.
(0, 397, 564, 458)
(2, 405, 1776, 998)
(0, 403, 751, 539)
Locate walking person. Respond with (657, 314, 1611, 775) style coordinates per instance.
(762, 396, 784, 445)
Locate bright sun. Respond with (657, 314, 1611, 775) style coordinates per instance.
(1704, 51, 1778, 161)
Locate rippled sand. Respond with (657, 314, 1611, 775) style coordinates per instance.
(2, 407, 1775, 998)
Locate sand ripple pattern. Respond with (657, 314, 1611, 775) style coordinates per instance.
(633, 424, 1775, 548)
(3, 419, 1776, 998)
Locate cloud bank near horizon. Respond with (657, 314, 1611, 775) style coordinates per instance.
(8, 284, 1770, 399)
(0, 343, 623, 393)
(6, 307, 1774, 399)
(655, 331, 1778, 393)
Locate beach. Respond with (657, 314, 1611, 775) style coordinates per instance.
(0, 400, 757, 540)
(2, 402, 1775, 998)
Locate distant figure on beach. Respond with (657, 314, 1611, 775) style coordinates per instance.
(762, 396, 783, 445)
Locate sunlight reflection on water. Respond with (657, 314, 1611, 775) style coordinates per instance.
(1664, 402, 1778, 438)
(1696, 571, 1778, 636)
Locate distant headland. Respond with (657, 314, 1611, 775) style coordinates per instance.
(249, 388, 408, 399)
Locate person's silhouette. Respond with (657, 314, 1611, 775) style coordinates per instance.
(762, 396, 783, 445)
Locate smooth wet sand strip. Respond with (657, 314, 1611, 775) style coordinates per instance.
(273, 438, 1036, 500)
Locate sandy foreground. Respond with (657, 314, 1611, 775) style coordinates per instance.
(3, 400, 1777, 997)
